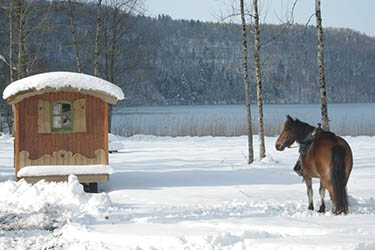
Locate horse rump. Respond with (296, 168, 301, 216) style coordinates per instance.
(331, 145, 349, 215)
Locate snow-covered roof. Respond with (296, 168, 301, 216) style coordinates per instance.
(3, 71, 124, 104)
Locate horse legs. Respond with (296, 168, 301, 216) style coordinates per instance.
(318, 180, 326, 213)
(321, 180, 338, 214)
(303, 176, 314, 210)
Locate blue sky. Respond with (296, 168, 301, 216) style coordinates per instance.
(145, 0, 375, 37)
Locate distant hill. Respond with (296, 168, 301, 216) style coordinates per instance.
(1, 1, 375, 105)
(139, 16, 375, 105)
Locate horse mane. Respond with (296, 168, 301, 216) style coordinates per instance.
(294, 119, 315, 143)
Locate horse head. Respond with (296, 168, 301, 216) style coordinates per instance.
(275, 115, 296, 151)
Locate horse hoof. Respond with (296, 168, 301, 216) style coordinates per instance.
(308, 203, 314, 210)
(318, 204, 325, 213)
(333, 210, 348, 216)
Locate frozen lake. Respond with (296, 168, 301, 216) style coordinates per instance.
(112, 103, 375, 136)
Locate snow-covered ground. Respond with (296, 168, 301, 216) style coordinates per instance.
(1, 134, 375, 249)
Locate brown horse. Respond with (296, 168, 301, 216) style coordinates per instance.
(275, 115, 353, 215)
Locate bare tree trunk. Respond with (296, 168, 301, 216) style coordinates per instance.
(108, 104, 112, 133)
(7, 0, 15, 135)
(14, 0, 26, 137)
(239, 0, 254, 164)
(253, 0, 265, 159)
(67, 0, 82, 73)
(102, 5, 124, 133)
(9, 0, 14, 82)
(103, 18, 112, 133)
(107, 16, 117, 133)
(16, 0, 26, 79)
(3, 0, 14, 133)
(93, 0, 102, 77)
(104, 25, 109, 80)
(315, 0, 330, 131)
(109, 14, 118, 83)
(101, 0, 145, 133)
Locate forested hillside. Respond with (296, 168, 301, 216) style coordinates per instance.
(1, 0, 375, 105)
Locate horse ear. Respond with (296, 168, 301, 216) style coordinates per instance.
(286, 115, 294, 122)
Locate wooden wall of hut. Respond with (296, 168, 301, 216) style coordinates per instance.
(14, 92, 109, 173)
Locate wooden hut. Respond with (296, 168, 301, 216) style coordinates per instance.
(3, 71, 124, 192)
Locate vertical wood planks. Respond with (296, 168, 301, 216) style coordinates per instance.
(17, 92, 108, 163)
(37, 99, 51, 133)
(73, 98, 87, 133)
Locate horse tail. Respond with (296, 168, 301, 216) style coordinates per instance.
(331, 145, 349, 215)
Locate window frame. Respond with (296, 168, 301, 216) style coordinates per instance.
(50, 101, 74, 133)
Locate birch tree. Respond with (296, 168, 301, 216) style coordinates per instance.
(16, 0, 26, 79)
(252, 0, 265, 159)
(67, 0, 82, 72)
(8, 0, 15, 134)
(315, 0, 329, 130)
(9, 0, 14, 82)
(93, 0, 102, 76)
(232, 0, 295, 160)
(239, 0, 254, 164)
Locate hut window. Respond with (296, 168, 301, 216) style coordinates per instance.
(51, 102, 73, 131)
